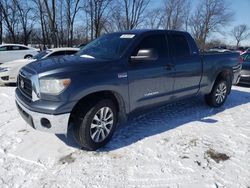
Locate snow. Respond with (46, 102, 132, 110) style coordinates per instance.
(0, 86, 250, 187)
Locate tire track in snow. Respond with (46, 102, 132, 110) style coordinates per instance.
(0, 149, 46, 169)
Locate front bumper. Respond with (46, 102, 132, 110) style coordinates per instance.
(0, 70, 17, 84)
(238, 69, 250, 84)
(16, 92, 70, 135)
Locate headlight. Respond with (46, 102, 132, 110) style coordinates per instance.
(39, 78, 71, 94)
(0, 67, 10, 72)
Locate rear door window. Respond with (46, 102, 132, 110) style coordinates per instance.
(9, 46, 29, 50)
(19, 46, 29, 50)
(11, 46, 21, 50)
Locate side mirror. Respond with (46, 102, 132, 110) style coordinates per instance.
(131, 48, 158, 62)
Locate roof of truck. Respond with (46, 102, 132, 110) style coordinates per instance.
(114, 29, 188, 35)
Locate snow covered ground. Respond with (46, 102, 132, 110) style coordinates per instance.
(0, 85, 249, 188)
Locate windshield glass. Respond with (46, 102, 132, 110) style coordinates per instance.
(76, 33, 136, 60)
(33, 50, 51, 60)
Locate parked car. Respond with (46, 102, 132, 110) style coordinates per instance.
(0, 44, 39, 64)
(243, 48, 250, 54)
(208, 48, 232, 53)
(239, 52, 250, 84)
(15, 30, 241, 150)
(239, 47, 250, 54)
(0, 48, 79, 85)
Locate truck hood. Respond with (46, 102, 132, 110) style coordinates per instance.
(25, 55, 110, 74)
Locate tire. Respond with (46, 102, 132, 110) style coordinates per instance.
(24, 55, 33, 59)
(205, 79, 230, 107)
(73, 99, 117, 150)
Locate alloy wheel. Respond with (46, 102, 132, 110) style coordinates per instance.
(90, 107, 114, 143)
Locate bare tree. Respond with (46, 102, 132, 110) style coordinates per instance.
(43, 0, 58, 47)
(232, 24, 250, 48)
(163, 0, 190, 30)
(65, 0, 81, 46)
(190, 0, 233, 50)
(32, 0, 49, 48)
(0, 0, 239, 49)
(107, 5, 126, 32)
(13, 0, 34, 45)
(85, 0, 112, 40)
(123, 0, 150, 30)
(109, 0, 150, 31)
(0, 0, 19, 42)
(144, 8, 164, 29)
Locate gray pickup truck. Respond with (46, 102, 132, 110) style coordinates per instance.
(15, 30, 241, 150)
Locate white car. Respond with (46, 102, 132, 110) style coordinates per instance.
(0, 44, 39, 64)
(208, 48, 232, 53)
(0, 48, 79, 85)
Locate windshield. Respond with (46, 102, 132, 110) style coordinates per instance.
(33, 50, 51, 60)
(76, 33, 136, 60)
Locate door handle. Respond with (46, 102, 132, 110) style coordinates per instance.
(165, 63, 175, 70)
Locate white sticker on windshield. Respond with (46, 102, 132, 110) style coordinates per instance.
(120, 34, 135, 39)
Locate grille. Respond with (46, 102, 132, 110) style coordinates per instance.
(18, 73, 32, 99)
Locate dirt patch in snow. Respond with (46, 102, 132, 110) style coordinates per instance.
(205, 149, 230, 163)
(58, 153, 76, 164)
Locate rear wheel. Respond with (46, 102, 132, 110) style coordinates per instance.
(24, 55, 33, 59)
(73, 99, 117, 150)
(205, 79, 230, 107)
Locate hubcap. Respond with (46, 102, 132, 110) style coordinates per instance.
(90, 107, 114, 143)
(215, 82, 227, 104)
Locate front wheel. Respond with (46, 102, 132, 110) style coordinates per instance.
(205, 79, 230, 107)
(73, 99, 117, 150)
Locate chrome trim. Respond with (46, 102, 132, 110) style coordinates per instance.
(16, 93, 70, 135)
(118, 72, 128, 78)
(31, 73, 40, 101)
(232, 64, 242, 73)
(19, 68, 40, 102)
(241, 74, 250, 78)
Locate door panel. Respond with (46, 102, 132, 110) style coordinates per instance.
(128, 34, 175, 111)
(11, 46, 23, 59)
(169, 34, 202, 98)
(173, 56, 202, 97)
(4, 46, 14, 62)
(0, 46, 9, 63)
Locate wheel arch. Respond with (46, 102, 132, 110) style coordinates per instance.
(211, 68, 233, 94)
(69, 90, 127, 126)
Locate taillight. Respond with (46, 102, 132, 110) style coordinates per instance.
(239, 57, 244, 64)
